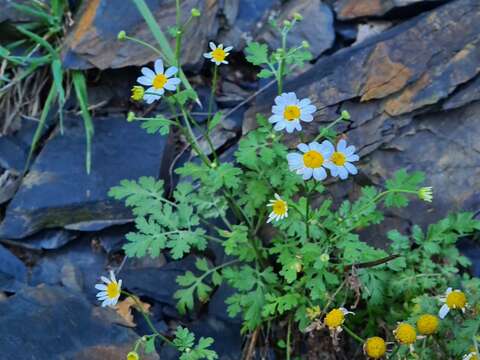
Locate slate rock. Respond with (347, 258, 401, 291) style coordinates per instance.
(458, 238, 480, 277)
(121, 255, 196, 308)
(4, 229, 77, 250)
(30, 237, 108, 301)
(0, 284, 159, 359)
(0, 244, 27, 293)
(0, 115, 166, 239)
(257, 0, 335, 59)
(443, 75, 480, 111)
(208, 283, 242, 324)
(62, 0, 219, 70)
(334, 0, 444, 20)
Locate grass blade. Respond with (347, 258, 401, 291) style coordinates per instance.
(15, 26, 56, 56)
(51, 58, 65, 134)
(25, 82, 57, 172)
(11, 3, 52, 23)
(132, 0, 198, 102)
(72, 71, 94, 174)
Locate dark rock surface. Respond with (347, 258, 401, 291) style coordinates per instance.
(62, 0, 219, 70)
(0, 285, 159, 359)
(4, 229, 77, 250)
(0, 115, 166, 239)
(333, 0, 445, 20)
(0, 244, 27, 293)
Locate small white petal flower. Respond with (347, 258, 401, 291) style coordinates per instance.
(136, 59, 180, 103)
(324, 139, 359, 180)
(95, 270, 122, 308)
(203, 42, 232, 65)
(438, 287, 467, 319)
(287, 141, 334, 181)
(268, 92, 317, 133)
(266, 193, 288, 223)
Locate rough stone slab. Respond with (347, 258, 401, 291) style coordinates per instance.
(442, 75, 480, 110)
(0, 115, 166, 239)
(62, 0, 219, 70)
(0, 285, 159, 359)
(0, 244, 27, 292)
(334, 0, 445, 20)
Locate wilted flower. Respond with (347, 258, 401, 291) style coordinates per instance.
(324, 307, 354, 332)
(130, 86, 145, 101)
(416, 314, 439, 335)
(364, 337, 387, 359)
(393, 323, 417, 345)
(439, 287, 467, 319)
(418, 187, 433, 203)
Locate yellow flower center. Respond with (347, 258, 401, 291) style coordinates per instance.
(446, 290, 467, 309)
(106, 282, 120, 299)
(212, 48, 226, 62)
(283, 105, 301, 121)
(127, 352, 139, 360)
(272, 199, 287, 216)
(394, 323, 416, 345)
(417, 314, 439, 335)
(153, 73, 167, 89)
(364, 337, 387, 359)
(303, 150, 324, 168)
(130, 86, 144, 101)
(331, 151, 346, 166)
(324, 309, 345, 329)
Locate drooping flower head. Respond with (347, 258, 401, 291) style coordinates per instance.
(95, 270, 122, 307)
(130, 86, 145, 101)
(267, 193, 288, 223)
(268, 92, 316, 133)
(323, 307, 354, 332)
(204, 42, 232, 65)
(439, 287, 467, 319)
(287, 141, 334, 181)
(463, 348, 478, 360)
(364, 337, 387, 359)
(416, 314, 439, 335)
(137, 59, 180, 104)
(418, 186, 433, 203)
(393, 323, 417, 345)
(325, 139, 359, 180)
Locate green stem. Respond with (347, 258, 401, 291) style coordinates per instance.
(313, 115, 343, 141)
(343, 324, 364, 344)
(277, 32, 287, 95)
(175, 0, 182, 68)
(389, 345, 400, 359)
(124, 35, 166, 59)
(286, 316, 292, 360)
(207, 64, 218, 125)
(122, 291, 174, 346)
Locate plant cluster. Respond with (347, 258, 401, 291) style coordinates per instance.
(94, 1, 479, 359)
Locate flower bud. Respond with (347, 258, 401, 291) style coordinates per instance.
(127, 351, 139, 360)
(341, 110, 351, 120)
(320, 253, 330, 262)
(117, 30, 127, 41)
(283, 20, 292, 28)
(127, 111, 136, 122)
(302, 40, 310, 49)
(191, 8, 201, 17)
(293, 12, 303, 21)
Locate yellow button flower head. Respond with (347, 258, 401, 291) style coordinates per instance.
(95, 270, 122, 307)
(324, 307, 354, 331)
(266, 193, 288, 223)
(130, 86, 145, 101)
(417, 314, 439, 335)
(287, 141, 334, 181)
(418, 186, 433, 202)
(439, 287, 467, 319)
(203, 42, 233, 66)
(364, 337, 387, 359)
(127, 351, 139, 360)
(325, 139, 359, 180)
(137, 59, 180, 104)
(394, 323, 417, 345)
(268, 92, 317, 133)
(463, 348, 478, 360)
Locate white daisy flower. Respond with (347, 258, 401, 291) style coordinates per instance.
(203, 42, 233, 65)
(325, 139, 359, 180)
(136, 59, 180, 104)
(463, 351, 478, 360)
(266, 193, 288, 223)
(268, 92, 316, 133)
(95, 270, 122, 307)
(438, 287, 467, 319)
(286, 141, 334, 181)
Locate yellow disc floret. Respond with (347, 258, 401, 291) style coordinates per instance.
(303, 150, 324, 168)
(283, 105, 301, 121)
(446, 290, 467, 309)
(272, 199, 288, 216)
(212, 48, 226, 62)
(417, 314, 439, 335)
(106, 281, 121, 299)
(394, 323, 416, 345)
(364, 337, 387, 359)
(324, 308, 345, 329)
(127, 351, 139, 360)
(331, 151, 346, 166)
(153, 73, 167, 89)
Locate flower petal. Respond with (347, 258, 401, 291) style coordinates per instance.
(154, 59, 164, 74)
(302, 167, 313, 180)
(313, 167, 327, 181)
(165, 66, 178, 77)
(141, 67, 155, 79)
(439, 304, 450, 319)
(137, 76, 152, 86)
(297, 143, 309, 153)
